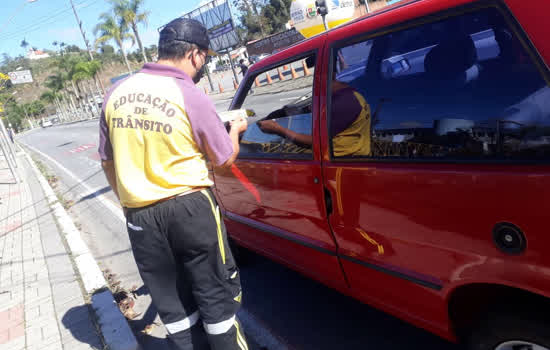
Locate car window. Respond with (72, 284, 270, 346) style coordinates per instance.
(237, 55, 316, 158)
(329, 7, 549, 161)
(335, 41, 373, 83)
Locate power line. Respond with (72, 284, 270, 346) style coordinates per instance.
(0, 1, 28, 36)
(0, 0, 92, 41)
(0, 0, 99, 43)
(0, 0, 87, 37)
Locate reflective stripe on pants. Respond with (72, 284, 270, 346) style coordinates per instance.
(165, 311, 200, 334)
(126, 189, 246, 350)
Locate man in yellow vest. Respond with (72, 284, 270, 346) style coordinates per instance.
(258, 57, 372, 157)
(99, 17, 249, 350)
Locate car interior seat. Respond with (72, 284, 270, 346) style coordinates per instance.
(424, 35, 479, 88)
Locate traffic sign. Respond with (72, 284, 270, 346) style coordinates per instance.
(8, 70, 33, 84)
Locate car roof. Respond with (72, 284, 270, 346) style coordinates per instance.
(248, 0, 419, 73)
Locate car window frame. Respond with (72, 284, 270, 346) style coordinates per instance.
(231, 49, 319, 160)
(326, 0, 550, 165)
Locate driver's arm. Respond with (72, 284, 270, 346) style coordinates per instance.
(258, 120, 313, 146)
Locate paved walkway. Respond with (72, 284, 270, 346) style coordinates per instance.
(0, 147, 103, 350)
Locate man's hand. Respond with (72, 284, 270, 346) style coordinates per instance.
(216, 116, 248, 169)
(230, 116, 248, 134)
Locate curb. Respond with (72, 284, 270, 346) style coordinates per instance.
(60, 117, 100, 126)
(19, 146, 139, 350)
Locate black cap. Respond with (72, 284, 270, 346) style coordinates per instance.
(159, 18, 217, 56)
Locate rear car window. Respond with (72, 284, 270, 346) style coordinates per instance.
(237, 55, 316, 159)
(329, 7, 549, 161)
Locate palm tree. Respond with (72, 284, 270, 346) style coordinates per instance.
(40, 91, 56, 105)
(94, 12, 134, 73)
(50, 54, 81, 98)
(45, 73, 65, 92)
(72, 60, 102, 82)
(45, 72, 77, 120)
(20, 39, 29, 53)
(110, 0, 150, 63)
(72, 60, 103, 117)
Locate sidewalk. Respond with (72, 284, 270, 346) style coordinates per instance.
(4, 140, 271, 350)
(0, 149, 103, 349)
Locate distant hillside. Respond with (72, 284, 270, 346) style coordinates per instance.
(6, 55, 143, 110)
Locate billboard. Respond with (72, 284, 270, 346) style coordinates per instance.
(8, 70, 33, 84)
(181, 0, 240, 52)
(246, 28, 305, 56)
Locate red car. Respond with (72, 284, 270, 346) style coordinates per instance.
(213, 0, 550, 349)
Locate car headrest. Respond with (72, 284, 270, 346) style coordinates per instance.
(424, 36, 477, 79)
(306, 56, 316, 68)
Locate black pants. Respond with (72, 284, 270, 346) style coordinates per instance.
(126, 189, 248, 350)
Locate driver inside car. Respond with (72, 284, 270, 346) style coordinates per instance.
(258, 54, 373, 157)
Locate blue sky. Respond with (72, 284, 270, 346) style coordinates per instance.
(0, 0, 208, 57)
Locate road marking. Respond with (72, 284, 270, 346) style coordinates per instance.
(23, 144, 126, 224)
(68, 143, 96, 154)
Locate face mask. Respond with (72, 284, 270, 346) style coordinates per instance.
(192, 51, 207, 84)
(193, 65, 205, 84)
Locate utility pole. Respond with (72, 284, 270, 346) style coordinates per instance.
(69, 0, 93, 61)
(227, 49, 239, 85)
(69, 0, 107, 95)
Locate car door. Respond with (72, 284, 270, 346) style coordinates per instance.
(214, 41, 347, 290)
(321, 0, 550, 335)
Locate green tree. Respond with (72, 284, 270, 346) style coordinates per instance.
(45, 70, 77, 117)
(262, 0, 291, 33)
(100, 44, 115, 55)
(71, 60, 102, 82)
(4, 106, 25, 131)
(71, 59, 102, 116)
(1, 93, 26, 131)
(96, 44, 116, 65)
(94, 12, 134, 73)
(40, 91, 57, 104)
(41, 88, 69, 121)
(144, 44, 157, 61)
(233, 0, 292, 42)
(45, 73, 66, 93)
(49, 54, 84, 97)
(28, 100, 45, 118)
(110, 0, 150, 63)
(128, 49, 143, 63)
(2, 53, 11, 65)
(65, 44, 81, 53)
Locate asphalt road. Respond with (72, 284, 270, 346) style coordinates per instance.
(17, 89, 460, 350)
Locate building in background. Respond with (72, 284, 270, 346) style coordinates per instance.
(27, 48, 50, 60)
